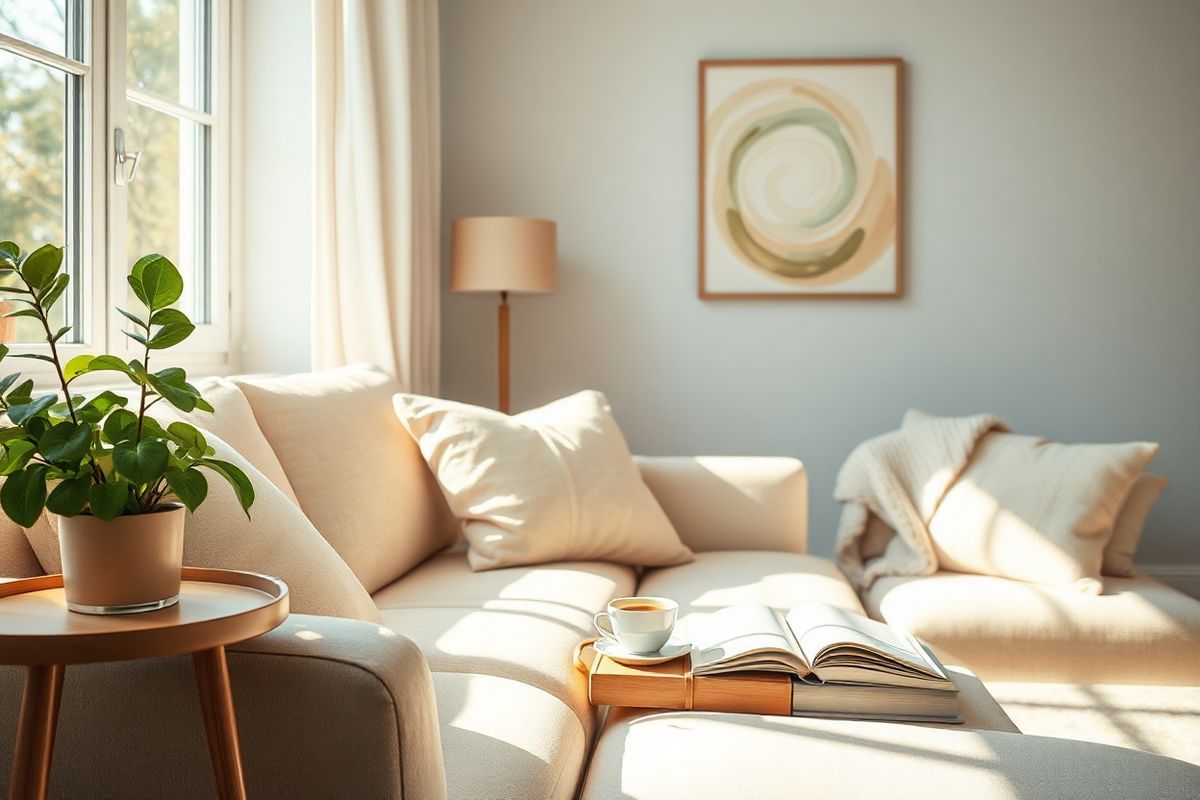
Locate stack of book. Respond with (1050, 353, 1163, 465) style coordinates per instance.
(585, 601, 962, 723)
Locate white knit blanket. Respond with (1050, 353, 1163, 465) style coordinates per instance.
(833, 410, 1008, 590)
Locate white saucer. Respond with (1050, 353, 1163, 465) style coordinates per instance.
(593, 637, 691, 666)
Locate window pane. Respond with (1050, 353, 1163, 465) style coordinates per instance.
(124, 101, 209, 322)
(126, 0, 209, 112)
(0, 0, 68, 56)
(0, 49, 68, 343)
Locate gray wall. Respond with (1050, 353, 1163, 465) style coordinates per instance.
(440, 0, 1200, 564)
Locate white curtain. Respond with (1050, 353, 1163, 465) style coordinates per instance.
(311, 0, 440, 393)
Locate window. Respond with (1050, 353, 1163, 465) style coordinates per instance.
(0, 0, 232, 379)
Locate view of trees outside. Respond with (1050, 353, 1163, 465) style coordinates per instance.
(0, 0, 207, 342)
(0, 1, 70, 341)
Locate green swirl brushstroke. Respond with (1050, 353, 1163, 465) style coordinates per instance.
(727, 209, 864, 278)
(727, 108, 858, 230)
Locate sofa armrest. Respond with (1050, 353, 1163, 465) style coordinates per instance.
(0, 615, 447, 800)
(635, 456, 808, 554)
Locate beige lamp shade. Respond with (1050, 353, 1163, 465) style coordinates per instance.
(451, 216, 557, 294)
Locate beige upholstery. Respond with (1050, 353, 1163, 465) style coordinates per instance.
(434, 672, 585, 800)
(235, 366, 458, 592)
(0, 518, 41, 579)
(987, 681, 1200, 766)
(636, 456, 807, 553)
(23, 433, 380, 623)
(580, 712, 1200, 800)
(638, 550, 865, 618)
(929, 432, 1158, 593)
(0, 615, 445, 800)
(152, 376, 300, 505)
(864, 571, 1200, 684)
(394, 391, 693, 571)
(1104, 473, 1169, 576)
(374, 549, 636, 727)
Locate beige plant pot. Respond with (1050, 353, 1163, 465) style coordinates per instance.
(59, 504, 185, 615)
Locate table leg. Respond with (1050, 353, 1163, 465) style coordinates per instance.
(9, 663, 64, 800)
(193, 646, 247, 800)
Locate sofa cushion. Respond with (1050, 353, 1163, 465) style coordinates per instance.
(637, 551, 866, 618)
(986, 681, 1200, 767)
(434, 672, 585, 800)
(152, 376, 299, 505)
(635, 456, 808, 553)
(25, 433, 380, 623)
(927, 431, 1158, 593)
(579, 712, 1200, 800)
(864, 571, 1200, 683)
(394, 390, 694, 572)
(374, 549, 636, 726)
(234, 365, 458, 593)
(1103, 473, 1168, 577)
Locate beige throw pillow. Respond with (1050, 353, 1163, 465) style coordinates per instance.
(393, 390, 694, 572)
(1102, 473, 1168, 577)
(234, 366, 459, 593)
(928, 431, 1158, 593)
(23, 432, 380, 622)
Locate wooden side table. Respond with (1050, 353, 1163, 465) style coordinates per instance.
(0, 567, 289, 800)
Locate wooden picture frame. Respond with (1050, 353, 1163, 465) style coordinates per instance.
(698, 58, 905, 299)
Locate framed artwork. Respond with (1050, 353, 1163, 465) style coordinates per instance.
(699, 58, 904, 299)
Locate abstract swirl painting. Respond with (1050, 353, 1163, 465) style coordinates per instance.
(699, 59, 903, 298)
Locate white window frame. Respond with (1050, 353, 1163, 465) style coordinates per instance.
(0, 0, 236, 389)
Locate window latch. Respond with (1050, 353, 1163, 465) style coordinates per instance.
(114, 128, 142, 186)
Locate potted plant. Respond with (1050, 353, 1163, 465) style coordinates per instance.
(0, 241, 253, 614)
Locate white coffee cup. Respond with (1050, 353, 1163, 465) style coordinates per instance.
(593, 596, 678, 655)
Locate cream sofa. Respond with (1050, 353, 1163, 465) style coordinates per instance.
(1, 367, 1198, 799)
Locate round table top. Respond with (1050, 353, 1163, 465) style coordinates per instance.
(0, 567, 289, 666)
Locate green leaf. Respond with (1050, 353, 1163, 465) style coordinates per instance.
(0, 441, 36, 475)
(194, 397, 214, 413)
(0, 464, 48, 527)
(7, 394, 57, 424)
(50, 325, 71, 344)
(0, 286, 30, 295)
(0, 242, 18, 261)
(45, 475, 91, 516)
(76, 355, 139, 384)
(4, 308, 42, 320)
(63, 354, 95, 382)
(6, 379, 34, 405)
(199, 458, 254, 518)
(39, 273, 70, 311)
(102, 408, 138, 444)
(19, 244, 62, 291)
(113, 439, 169, 485)
(165, 468, 207, 512)
(0, 374, 16, 396)
(147, 321, 194, 349)
(0, 344, 7, 362)
(131, 255, 183, 311)
(124, 330, 149, 346)
(150, 308, 192, 326)
(145, 372, 198, 412)
(76, 390, 128, 424)
(0, 427, 27, 444)
(23, 416, 49, 441)
(11, 353, 55, 364)
(88, 481, 128, 521)
(166, 421, 207, 457)
(116, 306, 148, 330)
(38, 421, 91, 463)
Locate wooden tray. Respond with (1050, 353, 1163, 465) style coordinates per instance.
(575, 638, 792, 716)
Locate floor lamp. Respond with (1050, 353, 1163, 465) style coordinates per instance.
(451, 217, 557, 413)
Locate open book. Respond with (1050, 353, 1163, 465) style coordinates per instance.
(689, 601, 954, 691)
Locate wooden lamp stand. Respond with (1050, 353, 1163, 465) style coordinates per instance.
(451, 217, 556, 414)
